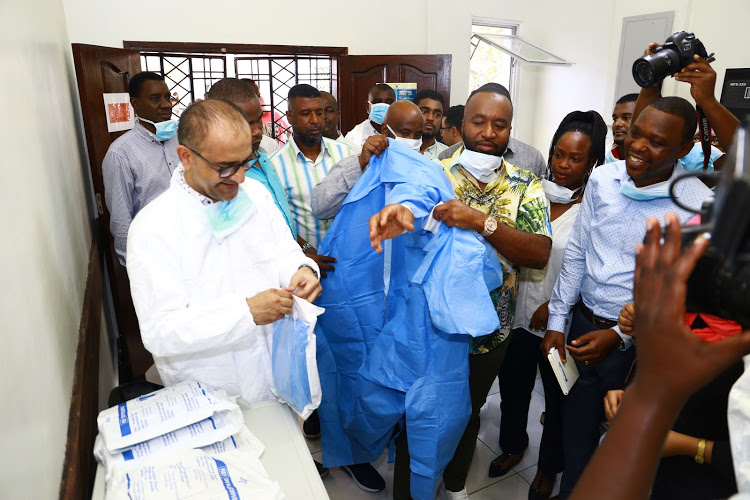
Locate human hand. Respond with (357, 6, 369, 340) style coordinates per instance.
(643, 42, 659, 56)
(359, 134, 389, 169)
(630, 213, 750, 408)
(247, 288, 293, 325)
(432, 199, 486, 231)
(304, 247, 336, 279)
(674, 55, 718, 107)
(369, 204, 415, 253)
(285, 267, 322, 302)
(541, 330, 567, 362)
(604, 389, 625, 421)
(529, 301, 550, 331)
(566, 329, 621, 365)
(618, 302, 635, 336)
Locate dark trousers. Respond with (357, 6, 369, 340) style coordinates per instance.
(558, 302, 635, 499)
(393, 335, 512, 498)
(498, 328, 564, 474)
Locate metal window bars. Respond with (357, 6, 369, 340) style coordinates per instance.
(139, 51, 335, 143)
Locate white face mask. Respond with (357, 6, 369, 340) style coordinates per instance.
(387, 124, 422, 152)
(541, 179, 582, 204)
(457, 148, 504, 183)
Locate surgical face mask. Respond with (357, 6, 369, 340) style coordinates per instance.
(620, 177, 672, 201)
(137, 116, 178, 141)
(457, 147, 504, 183)
(204, 187, 256, 243)
(387, 124, 422, 152)
(542, 179, 582, 204)
(368, 102, 389, 125)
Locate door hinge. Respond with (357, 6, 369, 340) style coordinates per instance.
(96, 193, 104, 215)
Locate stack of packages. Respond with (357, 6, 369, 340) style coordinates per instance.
(94, 381, 284, 499)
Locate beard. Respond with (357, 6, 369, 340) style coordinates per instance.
(462, 132, 506, 157)
(295, 129, 322, 146)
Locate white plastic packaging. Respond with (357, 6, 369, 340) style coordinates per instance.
(94, 407, 246, 475)
(96, 381, 238, 452)
(105, 449, 284, 500)
(270, 296, 324, 419)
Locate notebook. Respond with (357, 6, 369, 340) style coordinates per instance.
(547, 347, 579, 395)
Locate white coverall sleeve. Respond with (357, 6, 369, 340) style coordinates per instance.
(127, 212, 259, 359)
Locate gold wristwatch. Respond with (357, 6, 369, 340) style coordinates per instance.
(481, 216, 498, 237)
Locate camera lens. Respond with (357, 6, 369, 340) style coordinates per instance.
(632, 50, 682, 88)
(633, 61, 655, 87)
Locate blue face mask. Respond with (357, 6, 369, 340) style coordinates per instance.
(204, 187, 256, 243)
(138, 117, 178, 141)
(620, 177, 672, 201)
(368, 102, 390, 125)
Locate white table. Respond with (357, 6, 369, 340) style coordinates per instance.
(91, 399, 328, 499)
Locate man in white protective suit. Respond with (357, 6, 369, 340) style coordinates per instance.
(127, 98, 322, 403)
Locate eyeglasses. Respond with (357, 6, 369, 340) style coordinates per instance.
(187, 147, 259, 178)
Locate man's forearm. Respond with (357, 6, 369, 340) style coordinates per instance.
(698, 98, 740, 151)
(484, 221, 551, 269)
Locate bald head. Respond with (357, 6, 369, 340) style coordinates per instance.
(382, 100, 423, 140)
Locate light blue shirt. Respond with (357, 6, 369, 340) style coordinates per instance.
(547, 160, 713, 349)
(245, 150, 297, 238)
(102, 123, 180, 265)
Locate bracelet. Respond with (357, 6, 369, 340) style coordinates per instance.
(298, 264, 319, 279)
(695, 438, 707, 464)
(301, 243, 313, 253)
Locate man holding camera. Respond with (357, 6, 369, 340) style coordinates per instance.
(632, 42, 740, 163)
(541, 92, 714, 498)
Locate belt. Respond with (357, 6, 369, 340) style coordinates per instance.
(578, 301, 618, 330)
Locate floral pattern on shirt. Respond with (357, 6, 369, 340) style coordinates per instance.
(441, 148, 552, 354)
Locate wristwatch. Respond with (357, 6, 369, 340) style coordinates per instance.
(298, 264, 319, 279)
(301, 243, 314, 254)
(481, 216, 498, 237)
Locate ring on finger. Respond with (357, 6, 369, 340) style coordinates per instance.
(584, 360, 589, 366)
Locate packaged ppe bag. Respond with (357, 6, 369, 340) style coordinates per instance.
(97, 381, 238, 452)
(271, 296, 324, 419)
(94, 406, 246, 476)
(201, 427, 265, 458)
(105, 449, 284, 500)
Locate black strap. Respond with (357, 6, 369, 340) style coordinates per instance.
(696, 105, 712, 171)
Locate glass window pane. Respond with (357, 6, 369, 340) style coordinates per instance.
(473, 34, 571, 65)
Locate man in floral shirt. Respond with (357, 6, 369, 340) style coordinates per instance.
(375, 83, 552, 500)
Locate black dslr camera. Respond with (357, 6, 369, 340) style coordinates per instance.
(632, 31, 714, 88)
(673, 118, 750, 327)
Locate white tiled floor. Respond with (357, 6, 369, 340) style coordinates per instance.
(305, 373, 561, 499)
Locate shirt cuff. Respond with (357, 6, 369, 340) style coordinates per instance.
(611, 324, 633, 350)
(399, 202, 444, 234)
(547, 314, 568, 336)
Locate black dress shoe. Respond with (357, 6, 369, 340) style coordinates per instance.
(488, 452, 523, 478)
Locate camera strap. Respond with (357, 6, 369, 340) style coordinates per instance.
(696, 105, 712, 170)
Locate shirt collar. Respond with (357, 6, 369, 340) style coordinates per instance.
(288, 136, 328, 163)
(133, 121, 161, 143)
(618, 160, 687, 195)
(174, 163, 214, 205)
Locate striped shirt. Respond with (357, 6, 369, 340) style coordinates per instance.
(269, 137, 354, 247)
(246, 150, 296, 238)
(102, 123, 180, 265)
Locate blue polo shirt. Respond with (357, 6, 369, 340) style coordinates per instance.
(245, 150, 297, 238)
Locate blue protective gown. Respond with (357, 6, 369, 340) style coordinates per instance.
(315, 140, 504, 499)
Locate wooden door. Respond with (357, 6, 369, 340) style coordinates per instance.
(71, 44, 153, 382)
(338, 55, 452, 134)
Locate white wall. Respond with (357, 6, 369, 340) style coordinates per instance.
(62, 0, 429, 55)
(0, 1, 100, 497)
(61, 0, 750, 156)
